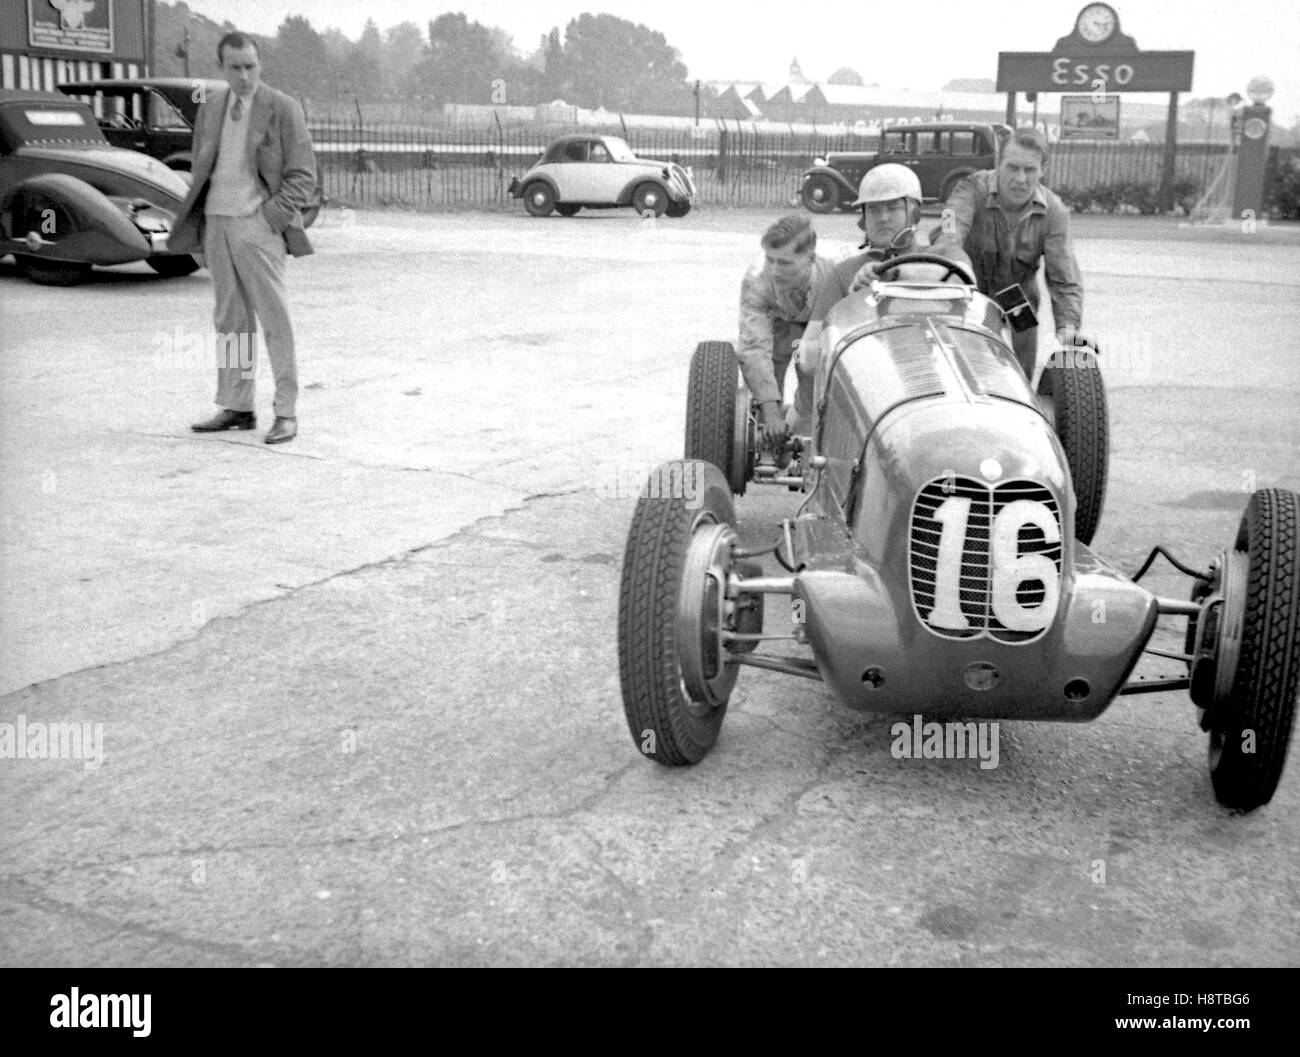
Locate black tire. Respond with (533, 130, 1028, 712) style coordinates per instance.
(632, 182, 668, 217)
(665, 200, 691, 218)
(556, 203, 581, 217)
(618, 460, 739, 765)
(801, 174, 839, 214)
(1037, 353, 1108, 545)
(685, 340, 747, 495)
(13, 255, 91, 286)
(146, 254, 200, 278)
(1208, 489, 1300, 811)
(522, 182, 555, 217)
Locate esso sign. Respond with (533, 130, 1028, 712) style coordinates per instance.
(1052, 57, 1134, 88)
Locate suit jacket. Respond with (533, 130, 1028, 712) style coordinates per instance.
(169, 82, 318, 258)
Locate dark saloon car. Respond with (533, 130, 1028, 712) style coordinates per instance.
(0, 89, 198, 284)
(57, 77, 224, 172)
(57, 78, 323, 224)
(800, 122, 1010, 213)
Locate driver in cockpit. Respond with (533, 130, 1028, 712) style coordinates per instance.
(790, 165, 973, 427)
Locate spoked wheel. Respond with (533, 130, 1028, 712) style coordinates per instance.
(618, 460, 760, 765)
(1203, 489, 1300, 811)
(1037, 347, 1108, 545)
(684, 340, 753, 495)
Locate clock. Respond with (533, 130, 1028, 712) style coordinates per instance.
(1076, 3, 1119, 44)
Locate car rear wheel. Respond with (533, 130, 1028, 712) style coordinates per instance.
(685, 340, 752, 496)
(555, 203, 581, 216)
(522, 182, 555, 217)
(1037, 350, 1108, 545)
(13, 255, 92, 286)
(801, 174, 839, 214)
(1206, 489, 1300, 811)
(632, 183, 668, 217)
(147, 254, 200, 278)
(618, 460, 746, 765)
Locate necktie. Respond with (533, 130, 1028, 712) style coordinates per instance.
(231, 96, 243, 122)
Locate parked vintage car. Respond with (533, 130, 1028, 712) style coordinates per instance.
(800, 122, 1010, 213)
(57, 77, 223, 172)
(57, 78, 323, 224)
(507, 134, 695, 217)
(618, 253, 1299, 812)
(0, 89, 198, 284)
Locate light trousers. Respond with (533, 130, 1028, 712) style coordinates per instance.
(203, 212, 297, 418)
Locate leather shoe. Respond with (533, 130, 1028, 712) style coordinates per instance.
(264, 417, 297, 444)
(192, 409, 255, 432)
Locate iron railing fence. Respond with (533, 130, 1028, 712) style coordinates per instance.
(306, 117, 1236, 212)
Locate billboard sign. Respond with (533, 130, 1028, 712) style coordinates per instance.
(1060, 94, 1120, 138)
(27, 0, 114, 55)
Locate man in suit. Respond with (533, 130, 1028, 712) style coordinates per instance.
(172, 31, 318, 444)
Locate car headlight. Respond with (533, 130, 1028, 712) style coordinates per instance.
(813, 156, 827, 167)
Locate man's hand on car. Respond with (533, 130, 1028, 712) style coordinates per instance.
(758, 401, 788, 447)
(1055, 323, 1097, 351)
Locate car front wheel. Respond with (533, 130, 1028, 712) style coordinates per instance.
(556, 203, 581, 217)
(632, 183, 668, 217)
(1206, 489, 1300, 811)
(801, 174, 839, 213)
(665, 200, 691, 218)
(618, 460, 746, 765)
(522, 182, 555, 217)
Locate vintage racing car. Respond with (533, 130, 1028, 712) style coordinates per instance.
(0, 89, 198, 285)
(507, 134, 695, 218)
(617, 253, 1299, 812)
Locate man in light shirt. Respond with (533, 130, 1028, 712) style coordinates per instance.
(171, 31, 318, 444)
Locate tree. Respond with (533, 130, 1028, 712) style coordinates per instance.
(403, 12, 519, 105)
(383, 21, 427, 95)
(263, 15, 334, 99)
(559, 14, 691, 114)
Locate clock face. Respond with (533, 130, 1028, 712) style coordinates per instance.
(1077, 3, 1118, 43)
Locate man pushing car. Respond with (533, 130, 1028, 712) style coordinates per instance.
(929, 127, 1086, 379)
(736, 215, 878, 445)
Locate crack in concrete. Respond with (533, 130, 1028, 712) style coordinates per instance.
(0, 875, 270, 965)
(0, 487, 616, 697)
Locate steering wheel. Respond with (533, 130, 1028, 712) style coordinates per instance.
(875, 252, 976, 287)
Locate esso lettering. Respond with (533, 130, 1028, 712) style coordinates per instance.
(1052, 58, 1135, 87)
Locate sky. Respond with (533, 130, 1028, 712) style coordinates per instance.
(173, 0, 1300, 123)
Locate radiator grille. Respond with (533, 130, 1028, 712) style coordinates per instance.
(910, 477, 1062, 643)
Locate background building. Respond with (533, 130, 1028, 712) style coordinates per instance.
(1, 0, 153, 92)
